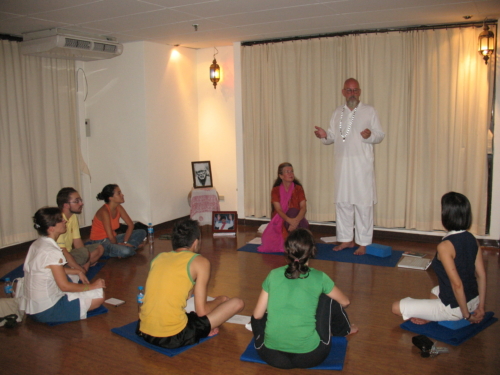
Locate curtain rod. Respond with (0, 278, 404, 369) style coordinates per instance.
(241, 19, 497, 46)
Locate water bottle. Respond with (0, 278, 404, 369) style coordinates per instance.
(137, 286, 144, 312)
(4, 277, 14, 298)
(148, 223, 154, 243)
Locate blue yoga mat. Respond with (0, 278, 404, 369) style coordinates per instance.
(1, 261, 106, 283)
(238, 243, 403, 267)
(240, 337, 347, 370)
(111, 321, 216, 357)
(46, 305, 109, 326)
(400, 311, 497, 346)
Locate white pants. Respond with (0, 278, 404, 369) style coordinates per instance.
(335, 202, 373, 246)
(399, 286, 480, 321)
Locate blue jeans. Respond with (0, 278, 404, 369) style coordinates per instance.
(87, 229, 146, 258)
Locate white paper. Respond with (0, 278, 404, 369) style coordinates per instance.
(185, 296, 250, 325)
(397, 257, 432, 270)
(257, 224, 268, 233)
(247, 237, 262, 245)
(226, 314, 251, 325)
(105, 298, 126, 306)
(320, 236, 337, 243)
(213, 232, 236, 237)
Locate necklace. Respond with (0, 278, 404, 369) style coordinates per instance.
(339, 105, 357, 142)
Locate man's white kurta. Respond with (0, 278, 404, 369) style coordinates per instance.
(322, 102, 385, 206)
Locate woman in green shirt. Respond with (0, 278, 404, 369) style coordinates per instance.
(251, 228, 357, 369)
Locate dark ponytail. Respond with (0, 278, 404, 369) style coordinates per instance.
(96, 184, 118, 203)
(284, 228, 316, 279)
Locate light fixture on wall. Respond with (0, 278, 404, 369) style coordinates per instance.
(478, 20, 495, 65)
(210, 47, 220, 89)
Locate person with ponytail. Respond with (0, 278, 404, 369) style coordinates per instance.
(88, 184, 146, 258)
(23, 207, 105, 323)
(258, 162, 309, 253)
(251, 228, 357, 369)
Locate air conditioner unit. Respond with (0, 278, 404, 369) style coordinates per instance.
(20, 29, 123, 61)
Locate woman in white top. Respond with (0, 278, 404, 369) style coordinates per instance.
(23, 207, 106, 323)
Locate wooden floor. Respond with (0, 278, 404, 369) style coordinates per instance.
(1, 223, 499, 375)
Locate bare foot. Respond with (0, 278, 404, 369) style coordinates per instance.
(208, 327, 219, 336)
(353, 246, 366, 255)
(136, 243, 145, 251)
(333, 241, 355, 251)
(410, 317, 430, 325)
(348, 324, 359, 335)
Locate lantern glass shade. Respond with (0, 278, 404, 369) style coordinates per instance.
(478, 24, 495, 64)
(210, 59, 220, 88)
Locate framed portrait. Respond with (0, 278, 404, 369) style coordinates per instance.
(212, 211, 237, 233)
(192, 161, 213, 188)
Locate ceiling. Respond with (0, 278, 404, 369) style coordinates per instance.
(1, 0, 499, 49)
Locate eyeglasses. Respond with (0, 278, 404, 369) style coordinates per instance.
(343, 89, 360, 94)
(68, 199, 83, 204)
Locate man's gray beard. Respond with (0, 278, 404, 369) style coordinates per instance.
(346, 98, 359, 109)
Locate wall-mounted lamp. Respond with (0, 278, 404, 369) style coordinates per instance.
(478, 21, 495, 64)
(210, 47, 220, 89)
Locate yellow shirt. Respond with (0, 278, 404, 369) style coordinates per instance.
(56, 213, 80, 252)
(139, 251, 199, 337)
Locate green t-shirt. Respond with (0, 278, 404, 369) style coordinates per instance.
(262, 266, 335, 353)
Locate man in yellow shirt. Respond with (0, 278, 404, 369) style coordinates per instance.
(56, 187, 104, 273)
(137, 218, 244, 348)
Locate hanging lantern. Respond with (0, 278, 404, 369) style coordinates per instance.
(478, 21, 495, 65)
(210, 47, 220, 89)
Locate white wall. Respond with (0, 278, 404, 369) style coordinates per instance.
(196, 46, 238, 211)
(144, 44, 199, 225)
(78, 41, 198, 226)
(80, 42, 149, 225)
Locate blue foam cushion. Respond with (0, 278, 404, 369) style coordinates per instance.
(400, 311, 497, 345)
(240, 337, 347, 370)
(366, 243, 392, 258)
(111, 321, 215, 357)
(438, 319, 471, 330)
(238, 243, 403, 268)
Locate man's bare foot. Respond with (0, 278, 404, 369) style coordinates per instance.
(208, 327, 219, 336)
(136, 243, 145, 251)
(348, 324, 359, 335)
(333, 241, 355, 251)
(353, 246, 366, 255)
(410, 317, 430, 325)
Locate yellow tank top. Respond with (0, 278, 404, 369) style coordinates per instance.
(139, 251, 198, 337)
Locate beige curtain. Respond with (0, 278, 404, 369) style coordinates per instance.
(0, 40, 80, 247)
(242, 27, 491, 235)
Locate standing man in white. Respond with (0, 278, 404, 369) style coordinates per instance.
(314, 78, 385, 255)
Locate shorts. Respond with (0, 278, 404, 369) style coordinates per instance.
(136, 312, 211, 349)
(29, 295, 81, 323)
(399, 286, 480, 321)
(70, 244, 101, 266)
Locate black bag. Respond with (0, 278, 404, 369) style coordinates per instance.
(412, 335, 434, 357)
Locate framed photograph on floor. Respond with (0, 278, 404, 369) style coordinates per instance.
(212, 211, 237, 234)
(192, 161, 213, 188)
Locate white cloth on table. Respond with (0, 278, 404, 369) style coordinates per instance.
(189, 188, 220, 226)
